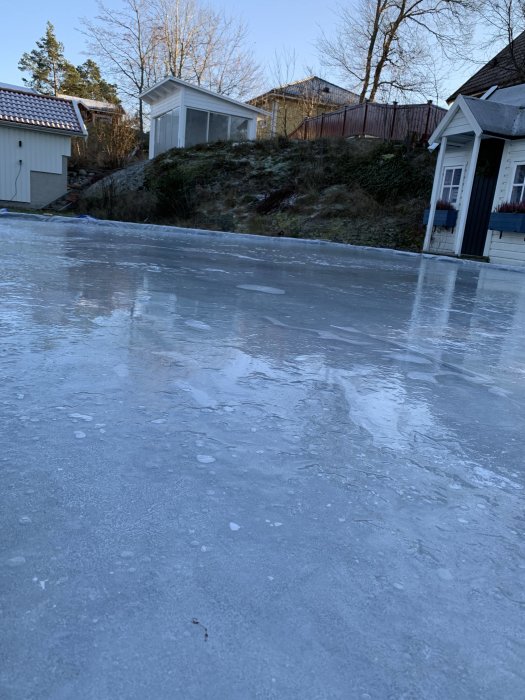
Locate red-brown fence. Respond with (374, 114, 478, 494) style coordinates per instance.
(289, 101, 446, 143)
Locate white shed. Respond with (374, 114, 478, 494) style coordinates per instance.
(140, 77, 267, 159)
(0, 85, 87, 208)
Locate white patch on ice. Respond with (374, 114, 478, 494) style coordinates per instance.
(185, 320, 211, 330)
(120, 550, 134, 559)
(236, 284, 285, 295)
(69, 413, 93, 421)
(74, 430, 86, 439)
(151, 418, 167, 424)
(472, 466, 523, 490)
(18, 516, 32, 525)
(229, 522, 241, 531)
(197, 455, 216, 464)
(113, 363, 129, 378)
(389, 351, 431, 365)
(437, 568, 453, 581)
(274, 522, 283, 527)
(7, 556, 26, 567)
(393, 582, 404, 590)
(39, 580, 47, 590)
(458, 518, 468, 524)
(201, 546, 208, 552)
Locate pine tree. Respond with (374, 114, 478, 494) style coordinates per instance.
(19, 22, 120, 103)
(18, 22, 66, 95)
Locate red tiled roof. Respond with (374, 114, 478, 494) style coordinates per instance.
(448, 31, 525, 103)
(0, 86, 85, 134)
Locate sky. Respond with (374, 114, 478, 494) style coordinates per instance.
(2, 0, 494, 106)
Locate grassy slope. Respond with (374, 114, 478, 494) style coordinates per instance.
(80, 138, 436, 251)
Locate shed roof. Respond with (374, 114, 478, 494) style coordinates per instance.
(0, 86, 86, 135)
(448, 30, 525, 103)
(140, 77, 267, 115)
(249, 76, 359, 107)
(57, 94, 123, 114)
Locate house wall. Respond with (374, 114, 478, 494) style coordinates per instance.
(485, 139, 525, 266)
(442, 111, 472, 136)
(254, 96, 342, 139)
(0, 125, 71, 207)
(30, 156, 68, 209)
(427, 143, 472, 255)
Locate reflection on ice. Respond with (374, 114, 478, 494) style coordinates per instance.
(0, 217, 524, 699)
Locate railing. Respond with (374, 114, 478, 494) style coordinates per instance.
(289, 100, 446, 143)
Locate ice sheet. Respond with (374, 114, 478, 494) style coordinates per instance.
(0, 216, 524, 699)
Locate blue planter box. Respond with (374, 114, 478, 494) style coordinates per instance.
(423, 208, 458, 228)
(488, 212, 525, 233)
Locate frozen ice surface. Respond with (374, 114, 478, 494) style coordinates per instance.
(0, 216, 524, 699)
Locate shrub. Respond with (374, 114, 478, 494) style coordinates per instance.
(434, 199, 456, 210)
(494, 200, 525, 213)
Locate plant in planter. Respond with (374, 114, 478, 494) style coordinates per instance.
(423, 200, 458, 228)
(489, 201, 525, 234)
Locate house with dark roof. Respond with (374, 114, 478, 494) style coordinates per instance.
(423, 31, 525, 266)
(248, 76, 359, 138)
(57, 94, 123, 125)
(0, 85, 87, 208)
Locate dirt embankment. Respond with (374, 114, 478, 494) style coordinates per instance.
(80, 138, 436, 251)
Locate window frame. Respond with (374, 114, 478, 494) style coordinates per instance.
(184, 107, 251, 146)
(440, 166, 463, 206)
(510, 162, 525, 203)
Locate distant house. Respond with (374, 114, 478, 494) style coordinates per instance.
(248, 76, 359, 138)
(140, 77, 267, 159)
(57, 94, 123, 126)
(423, 30, 525, 266)
(0, 84, 87, 209)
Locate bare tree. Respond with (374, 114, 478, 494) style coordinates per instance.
(82, 0, 262, 134)
(82, 0, 158, 134)
(318, 0, 476, 103)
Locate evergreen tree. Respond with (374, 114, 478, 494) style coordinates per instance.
(60, 60, 120, 103)
(18, 22, 66, 95)
(19, 22, 120, 103)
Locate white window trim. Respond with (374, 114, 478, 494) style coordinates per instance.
(440, 165, 464, 205)
(509, 161, 525, 203)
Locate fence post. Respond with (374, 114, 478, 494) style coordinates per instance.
(304, 119, 307, 140)
(341, 106, 348, 138)
(320, 113, 325, 137)
(423, 100, 433, 143)
(389, 101, 398, 141)
(362, 99, 369, 136)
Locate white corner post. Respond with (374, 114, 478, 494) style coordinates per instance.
(423, 136, 448, 252)
(179, 88, 186, 148)
(453, 132, 482, 256)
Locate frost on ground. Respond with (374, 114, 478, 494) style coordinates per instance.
(0, 217, 524, 700)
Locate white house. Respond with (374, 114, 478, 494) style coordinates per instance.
(424, 31, 525, 266)
(140, 77, 267, 159)
(0, 84, 87, 208)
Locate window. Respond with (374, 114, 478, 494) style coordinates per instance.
(511, 164, 525, 202)
(185, 109, 208, 147)
(230, 116, 249, 141)
(154, 108, 180, 156)
(208, 112, 229, 142)
(184, 108, 252, 147)
(441, 167, 462, 204)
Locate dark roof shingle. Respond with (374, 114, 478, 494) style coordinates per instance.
(0, 87, 85, 134)
(448, 31, 525, 103)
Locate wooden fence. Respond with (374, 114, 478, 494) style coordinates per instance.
(288, 101, 446, 144)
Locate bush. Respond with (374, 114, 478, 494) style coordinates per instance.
(71, 116, 140, 170)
